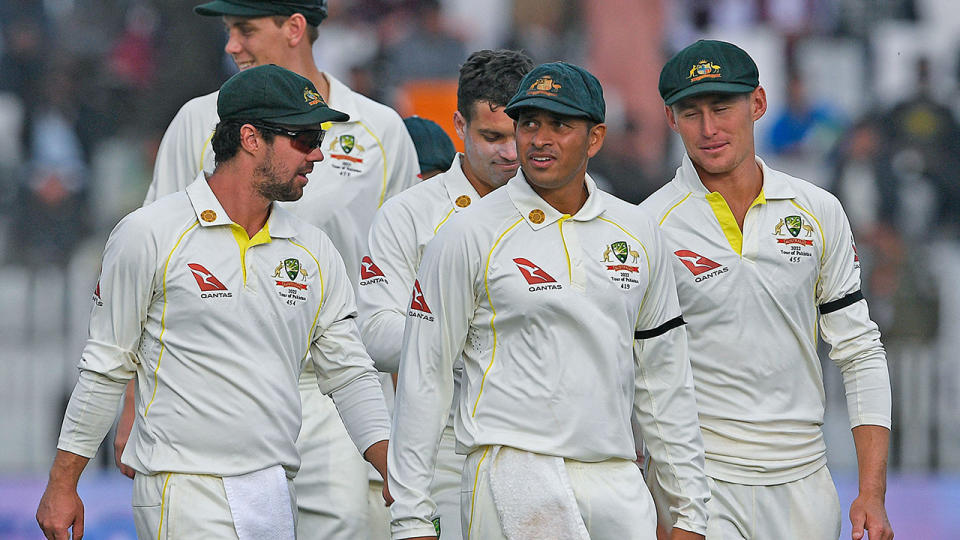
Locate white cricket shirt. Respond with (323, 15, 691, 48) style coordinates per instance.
(144, 73, 420, 290)
(388, 173, 709, 538)
(640, 155, 892, 485)
(58, 176, 390, 477)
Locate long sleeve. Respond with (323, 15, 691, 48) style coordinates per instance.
(59, 211, 156, 455)
(388, 224, 475, 539)
(632, 224, 709, 535)
(358, 201, 422, 372)
(816, 197, 891, 430)
(310, 235, 391, 454)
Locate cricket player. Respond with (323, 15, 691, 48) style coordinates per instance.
(387, 61, 710, 540)
(115, 1, 420, 537)
(35, 65, 391, 540)
(403, 116, 457, 180)
(641, 40, 893, 540)
(358, 49, 533, 540)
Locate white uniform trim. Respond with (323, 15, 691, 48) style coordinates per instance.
(640, 154, 892, 485)
(388, 172, 709, 538)
(58, 176, 390, 477)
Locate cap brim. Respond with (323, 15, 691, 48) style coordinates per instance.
(269, 107, 350, 129)
(504, 96, 594, 122)
(194, 0, 276, 18)
(664, 81, 757, 106)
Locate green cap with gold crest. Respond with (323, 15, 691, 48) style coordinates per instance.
(217, 64, 348, 128)
(659, 40, 759, 106)
(504, 61, 605, 124)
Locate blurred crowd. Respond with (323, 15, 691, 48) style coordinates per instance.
(1, 0, 959, 471)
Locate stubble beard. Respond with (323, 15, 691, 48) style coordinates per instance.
(254, 147, 302, 202)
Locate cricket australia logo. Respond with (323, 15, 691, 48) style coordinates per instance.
(773, 215, 814, 246)
(274, 258, 309, 290)
(303, 87, 322, 106)
(601, 241, 640, 272)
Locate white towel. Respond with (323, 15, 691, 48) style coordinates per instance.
(487, 446, 590, 540)
(222, 464, 296, 540)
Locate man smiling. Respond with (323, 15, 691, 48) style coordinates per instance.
(387, 61, 709, 540)
(36, 65, 391, 540)
(114, 2, 419, 538)
(642, 40, 893, 540)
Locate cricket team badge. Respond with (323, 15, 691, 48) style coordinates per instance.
(274, 257, 310, 305)
(773, 215, 816, 263)
(688, 60, 722, 82)
(327, 130, 367, 176)
(602, 240, 641, 290)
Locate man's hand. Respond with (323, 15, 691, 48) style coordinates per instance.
(850, 492, 893, 540)
(36, 450, 90, 539)
(670, 528, 704, 540)
(113, 381, 136, 478)
(851, 425, 893, 540)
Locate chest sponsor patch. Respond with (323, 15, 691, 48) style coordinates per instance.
(359, 255, 387, 285)
(92, 280, 103, 306)
(513, 257, 562, 291)
(408, 279, 434, 321)
(188, 263, 233, 298)
(674, 250, 728, 283)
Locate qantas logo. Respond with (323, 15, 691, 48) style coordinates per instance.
(92, 280, 103, 307)
(513, 257, 562, 292)
(408, 280, 434, 321)
(359, 256, 386, 283)
(674, 250, 728, 283)
(513, 258, 555, 284)
(674, 250, 720, 275)
(188, 263, 232, 298)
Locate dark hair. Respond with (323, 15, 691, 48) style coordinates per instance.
(212, 120, 276, 166)
(457, 49, 534, 122)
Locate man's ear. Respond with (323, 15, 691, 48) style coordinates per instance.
(284, 13, 308, 47)
(239, 124, 262, 154)
(751, 86, 768, 121)
(664, 105, 679, 133)
(586, 123, 606, 159)
(453, 110, 467, 141)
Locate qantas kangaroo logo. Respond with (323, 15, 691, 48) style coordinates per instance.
(513, 258, 556, 284)
(188, 263, 228, 292)
(410, 280, 431, 313)
(359, 256, 386, 281)
(674, 250, 721, 276)
(513, 258, 562, 292)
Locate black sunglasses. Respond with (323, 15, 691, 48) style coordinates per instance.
(252, 123, 326, 153)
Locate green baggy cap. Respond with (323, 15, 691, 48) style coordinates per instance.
(659, 39, 759, 106)
(403, 116, 455, 176)
(217, 64, 349, 127)
(194, 0, 328, 26)
(504, 61, 605, 124)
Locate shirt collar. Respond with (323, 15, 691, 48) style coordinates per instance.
(506, 170, 606, 230)
(674, 153, 796, 200)
(186, 173, 300, 238)
(439, 154, 482, 211)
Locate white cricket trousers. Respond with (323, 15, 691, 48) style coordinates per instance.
(460, 446, 657, 540)
(295, 380, 371, 539)
(132, 471, 296, 539)
(649, 464, 840, 539)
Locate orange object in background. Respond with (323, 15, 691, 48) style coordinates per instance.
(394, 79, 462, 152)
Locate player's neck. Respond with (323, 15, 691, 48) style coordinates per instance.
(695, 156, 763, 229)
(207, 166, 272, 237)
(460, 155, 494, 197)
(282, 53, 330, 103)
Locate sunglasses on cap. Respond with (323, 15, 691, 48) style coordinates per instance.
(252, 123, 326, 153)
